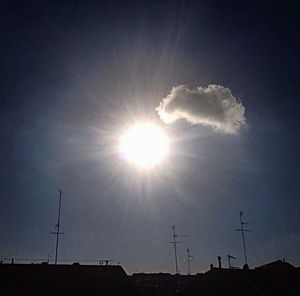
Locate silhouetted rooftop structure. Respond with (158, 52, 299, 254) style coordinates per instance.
(255, 259, 295, 272)
(0, 263, 138, 296)
(132, 260, 300, 296)
(1, 260, 300, 295)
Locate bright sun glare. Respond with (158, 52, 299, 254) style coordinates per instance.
(120, 122, 169, 168)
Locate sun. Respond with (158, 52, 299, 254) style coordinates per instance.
(120, 122, 169, 168)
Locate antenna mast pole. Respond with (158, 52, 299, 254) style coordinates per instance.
(50, 189, 64, 265)
(172, 226, 179, 274)
(187, 248, 193, 275)
(169, 226, 187, 274)
(55, 189, 62, 265)
(236, 211, 251, 266)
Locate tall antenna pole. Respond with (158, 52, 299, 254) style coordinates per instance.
(236, 211, 251, 266)
(50, 189, 64, 265)
(187, 248, 193, 275)
(169, 226, 187, 274)
(55, 189, 62, 265)
(172, 226, 178, 274)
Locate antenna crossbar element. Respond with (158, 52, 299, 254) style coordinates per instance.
(236, 211, 251, 266)
(50, 189, 64, 265)
(169, 226, 187, 274)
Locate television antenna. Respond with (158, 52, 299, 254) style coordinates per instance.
(169, 225, 187, 274)
(227, 254, 236, 269)
(236, 211, 251, 266)
(50, 189, 64, 265)
(187, 248, 193, 275)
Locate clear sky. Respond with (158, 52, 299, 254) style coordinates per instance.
(1, 1, 299, 274)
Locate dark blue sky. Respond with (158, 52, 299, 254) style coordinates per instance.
(1, 1, 299, 273)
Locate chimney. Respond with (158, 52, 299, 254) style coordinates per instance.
(217, 256, 222, 269)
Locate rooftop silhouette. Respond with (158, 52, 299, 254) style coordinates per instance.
(1, 260, 300, 295)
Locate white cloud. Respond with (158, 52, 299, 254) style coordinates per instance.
(156, 85, 246, 134)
